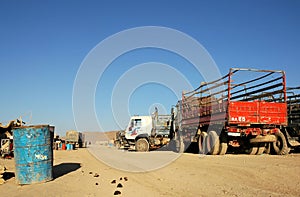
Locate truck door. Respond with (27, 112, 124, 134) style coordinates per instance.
(127, 118, 142, 137)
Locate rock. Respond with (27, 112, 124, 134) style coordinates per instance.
(114, 190, 121, 195)
(94, 173, 99, 177)
(124, 177, 128, 181)
(117, 183, 123, 188)
(111, 180, 116, 184)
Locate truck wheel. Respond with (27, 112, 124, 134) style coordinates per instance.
(198, 132, 207, 154)
(135, 138, 149, 152)
(272, 131, 290, 155)
(256, 143, 265, 155)
(176, 136, 185, 153)
(206, 131, 220, 155)
(247, 146, 258, 155)
(264, 143, 271, 154)
(219, 143, 228, 155)
(116, 141, 121, 149)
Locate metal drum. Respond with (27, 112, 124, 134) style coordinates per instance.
(13, 125, 54, 184)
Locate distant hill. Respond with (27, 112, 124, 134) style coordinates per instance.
(104, 131, 119, 141)
(83, 131, 118, 144)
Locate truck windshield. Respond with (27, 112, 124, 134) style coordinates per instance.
(133, 119, 142, 127)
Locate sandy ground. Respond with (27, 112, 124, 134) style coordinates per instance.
(1, 146, 300, 197)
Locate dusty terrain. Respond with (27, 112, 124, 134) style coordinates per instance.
(1, 146, 300, 197)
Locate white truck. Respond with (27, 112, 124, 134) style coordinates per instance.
(120, 109, 172, 151)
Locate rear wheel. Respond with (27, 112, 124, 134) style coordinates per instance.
(246, 146, 258, 155)
(272, 131, 290, 155)
(206, 131, 220, 155)
(256, 143, 266, 155)
(219, 143, 228, 155)
(176, 136, 185, 153)
(198, 132, 207, 154)
(135, 138, 149, 152)
(264, 143, 271, 154)
(115, 141, 121, 149)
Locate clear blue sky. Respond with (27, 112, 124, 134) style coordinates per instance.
(0, 0, 299, 135)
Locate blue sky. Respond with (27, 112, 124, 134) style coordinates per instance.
(0, 1, 299, 135)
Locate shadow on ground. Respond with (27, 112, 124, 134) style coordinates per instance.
(53, 163, 81, 179)
(3, 172, 15, 181)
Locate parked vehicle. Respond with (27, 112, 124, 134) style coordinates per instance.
(281, 86, 300, 151)
(120, 108, 172, 151)
(114, 130, 126, 149)
(65, 130, 85, 148)
(173, 68, 289, 155)
(117, 68, 298, 155)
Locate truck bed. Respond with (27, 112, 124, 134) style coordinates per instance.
(179, 68, 287, 129)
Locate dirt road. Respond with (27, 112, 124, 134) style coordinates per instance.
(1, 146, 300, 196)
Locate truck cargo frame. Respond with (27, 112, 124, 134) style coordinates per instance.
(284, 86, 300, 149)
(176, 68, 288, 155)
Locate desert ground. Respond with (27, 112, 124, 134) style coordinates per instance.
(1, 146, 300, 197)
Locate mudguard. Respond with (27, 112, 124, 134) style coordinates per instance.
(135, 133, 149, 140)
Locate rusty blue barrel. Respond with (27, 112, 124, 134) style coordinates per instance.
(13, 125, 54, 184)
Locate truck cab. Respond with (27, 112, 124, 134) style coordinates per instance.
(125, 116, 152, 140)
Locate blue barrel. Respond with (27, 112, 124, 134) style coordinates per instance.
(13, 125, 54, 184)
(66, 143, 74, 150)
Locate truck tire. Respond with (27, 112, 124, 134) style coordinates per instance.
(264, 143, 271, 154)
(272, 131, 290, 155)
(219, 143, 228, 155)
(206, 131, 220, 155)
(256, 143, 265, 155)
(198, 132, 207, 154)
(116, 141, 121, 149)
(135, 138, 149, 152)
(176, 136, 185, 153)
(246, 146, 258, 155)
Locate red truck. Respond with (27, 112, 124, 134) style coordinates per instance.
(174, 68, 289, 155)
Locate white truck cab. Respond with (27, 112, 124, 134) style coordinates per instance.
(125, 116, 152, 140)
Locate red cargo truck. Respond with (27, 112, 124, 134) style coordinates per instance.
(174, 68, 289, 155)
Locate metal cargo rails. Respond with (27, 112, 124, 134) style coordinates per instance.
(287, 87, 300, 128)
(13, 125, 54, 184)
(152, 108, 172, 137)
(178, 68, 288, 155)
(284, 86, 300, 148)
